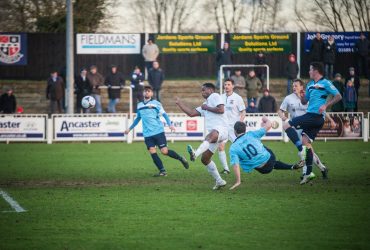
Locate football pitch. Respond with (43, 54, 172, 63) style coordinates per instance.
(0, 141, 369, 250)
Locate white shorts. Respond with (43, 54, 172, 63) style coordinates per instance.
(208, 126, 228, 153)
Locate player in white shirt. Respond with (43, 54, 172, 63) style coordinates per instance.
(278, 79, 333, 180)
(218, 78, 246, 174)
(175, 83, 228, 190)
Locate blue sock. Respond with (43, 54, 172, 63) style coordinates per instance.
(167, 149, 181, 160)
(285, 127, 303, 151)
(151, 153, 165, 172)
(306, 148, 313, 175)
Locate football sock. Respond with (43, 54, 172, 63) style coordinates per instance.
(274, 161, 293, 170)
(150, 153, 165, 172)
(313, 153, 325, 171)
(218, 151, 229, 171)
(206, 161, 222, 182)
(195, 141, 210, 158)
(305, 148, 313, 175)
(285, 127, 303, 151)
(302, 165, 307, 175)
(167, 149, 181, 160)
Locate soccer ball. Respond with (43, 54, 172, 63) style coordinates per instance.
(81, 95, 96, 109)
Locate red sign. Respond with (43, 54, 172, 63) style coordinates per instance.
(186, 120, 197, 131)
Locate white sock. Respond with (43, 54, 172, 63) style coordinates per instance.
(206, 161, 222, 182)
(302, 165, 307, 175)
(313, 153, 325, 171)
(218, 151, 229, 171)
(195, 141, 210, 158)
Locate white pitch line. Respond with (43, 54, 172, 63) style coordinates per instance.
(0, 189, 27, 213)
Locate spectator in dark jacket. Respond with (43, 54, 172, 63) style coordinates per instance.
(75, 67, 92, 113)
(285, 53, 299, 94)
(323, 35, 336, 79)
(46, 70, 65, 114)
(310, 32, 324, 62)
(331, 73, 345, 112)
(0, 87, 16, 114)
(105, 65, 125, 113)
(254, 51, 267, 86)
(345, 67, 360, 111)
(246, 101, 259, 113)
(130, 66, 145, 111)
(216, 42, 233, 87)
(355, 32, 369, 79)
(87, 65, 104, 113)
(344, 79, 357, 112)
(258, 89, 277, 113)
(148, 61, 164, 101)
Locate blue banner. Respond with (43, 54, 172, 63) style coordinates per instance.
(0, 33, 27, 65)
(304, 32, 367, 53)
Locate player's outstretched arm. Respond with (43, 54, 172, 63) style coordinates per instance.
(319, 93, 342, 114)
(202, 104, 224, 114)
(261, 117, 272, 132)
(124, 116, 141, 134)
(175, 97, 199, 117)
(277, 109, 288, 121)
(230, 164, 241, 190)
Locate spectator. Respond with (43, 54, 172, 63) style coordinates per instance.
(258, 89, 277, 113)
(0, 87, 16, 114)
(75, 67, 92, 113)
(148, 61, 164, 102)
(105, 65, 125, 113)
(216, 42, 233, 87)
(344, 79, 357, 112)
(323, 35, 336, 79)
(285, 53, 299, 94)
(331, 73, 345, 112)
(142, 38, 159, 78)
(245, 69, 262, 106)
(355, 33, 369, 79)
(46, 70, 65, 114)
(230, 69, 246, 95)
(87, 65, 104, 113)
(345, 67, 360, 111)
(246, 101, 259, 113)
(130, 66, 145, 111)
(310, 32, 324, 62)
(254, 51, 267, 86)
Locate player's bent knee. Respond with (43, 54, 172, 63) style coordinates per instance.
(160, 147, 168, 155)
(148, 147, 157, 154)
(283, 122, 291, 130)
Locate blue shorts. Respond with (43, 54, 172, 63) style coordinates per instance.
(144, 132, 167, 149)
(289, 113, 324, 141)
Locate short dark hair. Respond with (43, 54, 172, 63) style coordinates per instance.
(310, 62, 324, 75)
(234, 121, 246, 135)
(293, 78, 304, 86)
(224, 78, 234, 85)
(144, 85, 153, 91)
(202, 82, 216, 90)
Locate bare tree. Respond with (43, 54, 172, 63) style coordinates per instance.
(294, 0, 370, 32)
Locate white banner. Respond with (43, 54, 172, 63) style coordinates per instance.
(243, 114, 283, 140)
(76, 34, 141, 54)
(133, 114, 206, 141)
(53, 114, 127, 141)
(0, 115, 46, 141)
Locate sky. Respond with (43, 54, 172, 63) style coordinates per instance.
(105, 0, 303, 33)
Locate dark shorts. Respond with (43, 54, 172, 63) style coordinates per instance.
(255, 147, 275, 174)
(144, 132, 167, 149)
(288, 112, 324, 141)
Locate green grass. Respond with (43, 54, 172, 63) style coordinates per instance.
(0, 141, 370, 250)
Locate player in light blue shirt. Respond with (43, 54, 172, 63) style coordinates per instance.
(283, 62, 342, 184)
(125, 86, 189, 176)
(229, 118, 303, 190)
